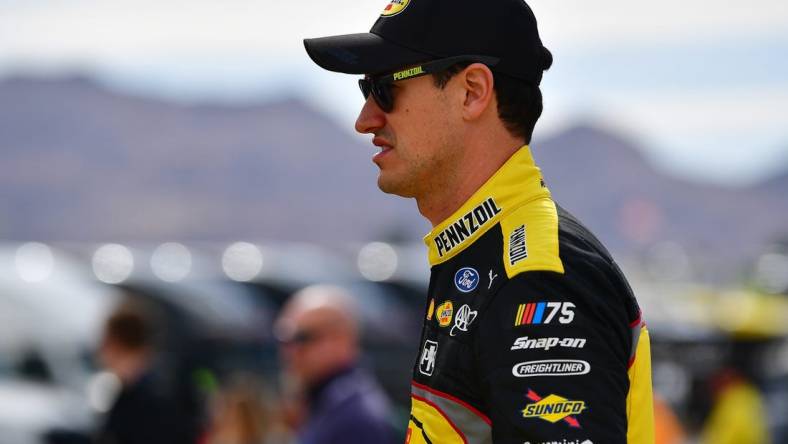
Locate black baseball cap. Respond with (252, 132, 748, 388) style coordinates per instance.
(304, 0, 552, 84)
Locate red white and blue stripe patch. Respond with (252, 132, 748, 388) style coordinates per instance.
(515, 302, 546, 325)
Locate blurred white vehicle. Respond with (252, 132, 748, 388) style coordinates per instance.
(0, 243, 121, 444)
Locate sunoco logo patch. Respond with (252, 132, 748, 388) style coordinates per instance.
(522, 389, 586, 428)
(381, 0, 410, 16)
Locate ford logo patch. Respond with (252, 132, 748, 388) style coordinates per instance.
(454, 267, 479, 293)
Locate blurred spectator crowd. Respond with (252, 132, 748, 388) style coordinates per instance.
(0, 240, 786, 444)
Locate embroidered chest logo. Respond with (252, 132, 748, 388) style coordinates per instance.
(450, 304, 478, 336)
(515, 302, 575, 326)
(419, 340, 438, 376)
(436, 301, 454, 327)
(488, 269, 498, 289)
(512, 359, 591, 378)
(509, 224, 528, 265)
(454, 267, 479, 292)
(522, 389, 586, 428)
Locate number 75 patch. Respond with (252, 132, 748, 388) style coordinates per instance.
(515, 302, 575, 326)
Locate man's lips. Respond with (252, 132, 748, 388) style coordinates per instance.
(373, 136, 393, 151)
(372, 137, 393, 163)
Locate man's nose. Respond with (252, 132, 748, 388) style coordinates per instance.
(355, 96, 386, 135)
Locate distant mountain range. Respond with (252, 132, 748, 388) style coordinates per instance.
(531, 126, 788, 262)
(1, 75, 786, 272)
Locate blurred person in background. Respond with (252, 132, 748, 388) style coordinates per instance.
(700, 368, 770, 444)
(699, 341, 772, 444)
(303, 0, 654, 442)
(274, 285, 398, 444)
(96, 300, 199, 444)
(203, 373, 271, 444)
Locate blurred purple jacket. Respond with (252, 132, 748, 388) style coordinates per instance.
(298, 365, 399, 444)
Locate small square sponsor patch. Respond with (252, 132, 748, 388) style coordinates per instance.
(436, 301, 454, 327)
(419, 340, 438, 376)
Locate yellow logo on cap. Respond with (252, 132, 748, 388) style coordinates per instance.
(381, 0, 410, 17)
(392, 66, 424, 81)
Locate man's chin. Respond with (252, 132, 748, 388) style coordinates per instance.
(377, 175, 416, 198)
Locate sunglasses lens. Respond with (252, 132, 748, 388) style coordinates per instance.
(373, 83, 394, 112)
(358, 79, 371, 99)
(284, 329, 318, 346)
(359, 78, 394, 112)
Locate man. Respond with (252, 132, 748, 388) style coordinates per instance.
(303, 0, 654, 442)
(96, 301, 196, 444)
(275, 285, 398, 444)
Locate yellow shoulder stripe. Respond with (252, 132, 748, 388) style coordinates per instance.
(424, 146, 560, 267)
(499, 197, 564, 278)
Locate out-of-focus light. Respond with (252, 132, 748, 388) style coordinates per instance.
(645, 241, 691, 281)
(755, 252, 788, 294)
(92, 244, 134, 284)
(150, 242, 191, 282)
(357, 242, 398, 282)
(222, 242, 263, 282)
(86, 371, 121, 413)
(14, 242, 54, 282)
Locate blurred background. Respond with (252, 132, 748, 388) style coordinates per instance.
(1, 0, 787, 443)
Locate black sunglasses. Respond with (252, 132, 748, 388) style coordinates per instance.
(358, 55, 500, 113)
(279, 326, 329, 346)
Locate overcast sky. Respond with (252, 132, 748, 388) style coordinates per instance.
(1, 0, 787, 185)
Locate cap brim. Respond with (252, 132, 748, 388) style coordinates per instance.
(304, 32, 433, 76)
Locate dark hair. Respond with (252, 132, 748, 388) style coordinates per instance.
(104, 302, 156, 351)
(432, 50, 552, 144)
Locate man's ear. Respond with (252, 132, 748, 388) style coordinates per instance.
(460, 63, 495, 121)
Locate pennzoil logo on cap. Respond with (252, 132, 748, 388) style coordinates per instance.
(381, 0, 410, 17)
(392, 66, 424, 81)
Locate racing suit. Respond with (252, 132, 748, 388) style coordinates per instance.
(406, 147, 654, 444)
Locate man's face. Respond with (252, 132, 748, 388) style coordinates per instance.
(355, 72, 463, 198)
(278, 309, 342, 386)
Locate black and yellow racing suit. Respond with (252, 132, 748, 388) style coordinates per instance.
(406, 146, 654, 444)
